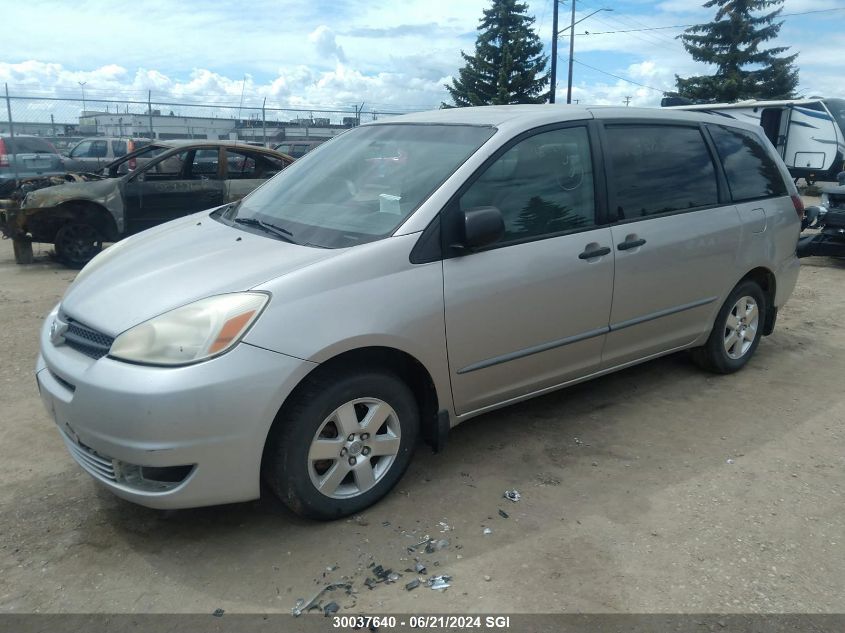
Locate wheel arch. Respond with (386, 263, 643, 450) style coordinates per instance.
(737, 266, 777, 335)
(56, 200, 120, 241)
(262, 346, 444, 467)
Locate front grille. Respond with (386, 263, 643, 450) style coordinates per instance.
(62, 432, 117, 482)
(62, 316, 114, 360)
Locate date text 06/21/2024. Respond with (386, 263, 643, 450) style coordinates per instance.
(331, 615, 512, 629)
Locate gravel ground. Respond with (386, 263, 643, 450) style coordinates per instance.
(0, 236, 843, 616)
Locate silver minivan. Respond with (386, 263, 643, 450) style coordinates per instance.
(36, 106, 802, 519)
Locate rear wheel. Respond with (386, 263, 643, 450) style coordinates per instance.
(54, 221, 102, 268)
(690, 280, 766, 374)
(263, 370, 419, 520)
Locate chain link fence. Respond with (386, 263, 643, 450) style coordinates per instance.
(1, 87, 414, 150)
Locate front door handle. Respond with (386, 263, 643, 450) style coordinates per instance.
(617, 237, 646, 251)
(579, 245, 611, 260)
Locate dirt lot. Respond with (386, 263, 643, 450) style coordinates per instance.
(1, 236, 843, 616)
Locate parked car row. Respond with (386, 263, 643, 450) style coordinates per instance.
(1, 140, 294, 267)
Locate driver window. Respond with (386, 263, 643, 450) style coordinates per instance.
(147, 150, 188, 179)
(459, 126, 596, 245)
(71, 141, 91, 157)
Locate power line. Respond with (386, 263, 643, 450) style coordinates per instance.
(582, 0, 684, 48)
(579, 7, 845, 36)
(568, 57, 667, 93)
(577, 0, 686, 51)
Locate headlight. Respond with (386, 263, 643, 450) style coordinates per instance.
(109, 292, 269, 366)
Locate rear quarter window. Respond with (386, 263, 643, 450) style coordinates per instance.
(605, 124, 719, 219)
(707, 125, 788, 201)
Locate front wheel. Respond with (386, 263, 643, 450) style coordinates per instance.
(690, 280, 766, 374)
(263, 370, 419, 520)
(54, 221, 103, 268)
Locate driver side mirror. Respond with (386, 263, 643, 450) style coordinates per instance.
(460, 206, 505, 251)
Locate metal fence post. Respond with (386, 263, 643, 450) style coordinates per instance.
(262, 97, 267, 147)
(147, 91, 154, 139)
(5, 84, 19, 183)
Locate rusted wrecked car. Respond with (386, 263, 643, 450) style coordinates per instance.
(0, 140, 293, 267)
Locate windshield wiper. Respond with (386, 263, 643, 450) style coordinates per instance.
(234, 217, 298, 244)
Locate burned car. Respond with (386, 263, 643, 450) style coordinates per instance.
(2, 141, 293, 267)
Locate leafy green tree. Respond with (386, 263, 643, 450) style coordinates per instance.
(674, 0, 799, 102)
(444, 0, 549, 107)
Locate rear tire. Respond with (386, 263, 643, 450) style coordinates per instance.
(54, 221, 103, 269)
(262, 369, 419, 520)
(690, 280, 766, 374)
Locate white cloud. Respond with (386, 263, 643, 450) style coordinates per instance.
(309, 26, 348, 64)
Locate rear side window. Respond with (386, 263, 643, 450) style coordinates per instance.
(605, 125, 718, 219)
(112, 140, 127, 156)
(708, 125, 788, 201)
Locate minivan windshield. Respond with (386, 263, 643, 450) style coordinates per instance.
(225, 123, 495, 248)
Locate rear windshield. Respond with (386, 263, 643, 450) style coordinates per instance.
(3, 137, 57, 154)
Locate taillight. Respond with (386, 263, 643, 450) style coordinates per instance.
(0, 138, 8, 167)
(127, 140, 136, 170)
(791, 194, 804, 220)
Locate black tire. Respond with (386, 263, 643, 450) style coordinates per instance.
(690, 280, 767, 374)
(262, 369, 419, 520)
(54, 221, 103, 269)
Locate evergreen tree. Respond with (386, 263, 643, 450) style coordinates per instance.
(444, 0, 548, 107)
(674, 0, 799, 102)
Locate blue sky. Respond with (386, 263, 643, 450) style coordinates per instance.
(1, 0, 843, 113)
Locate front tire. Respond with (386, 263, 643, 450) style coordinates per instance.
(262, 369, 419, 520)
(691, 280, 766, 374)
(54, 221, 103, 268)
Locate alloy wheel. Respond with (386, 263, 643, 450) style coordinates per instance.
(307, 398, 401, 499)
(723, 295, 759, 360)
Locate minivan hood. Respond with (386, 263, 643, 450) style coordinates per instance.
(60, 211, 340, 336)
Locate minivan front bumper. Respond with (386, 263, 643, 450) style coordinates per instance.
(36, 306, 316, 509)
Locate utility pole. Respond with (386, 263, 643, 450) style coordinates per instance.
(623, 96, 632, 106)
(566, 0, 576, 104)
(552, 4, 612, 105)
(550, 0, 559, 103)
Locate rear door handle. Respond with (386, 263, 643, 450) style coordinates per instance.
(617, 237, 646, 251)
(579, 245, 611, 260)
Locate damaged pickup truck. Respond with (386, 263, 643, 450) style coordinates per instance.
(1, 140, 293, 267)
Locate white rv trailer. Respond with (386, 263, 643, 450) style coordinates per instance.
(666, 98, 845, 183)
